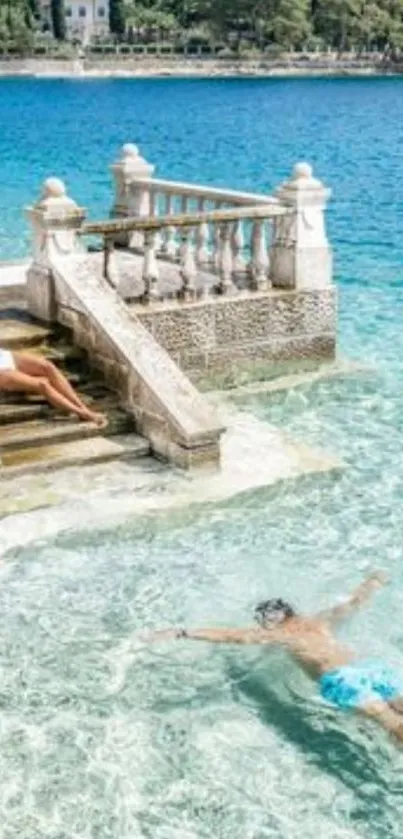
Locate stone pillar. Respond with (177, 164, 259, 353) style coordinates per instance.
(270, 163, 332, 290)
(110, 143, 155, 249)
(25, 178, 85, 322)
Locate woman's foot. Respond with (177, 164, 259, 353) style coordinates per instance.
(79, 408, 108, 428)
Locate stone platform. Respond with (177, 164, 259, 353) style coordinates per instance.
(0, 392, 343, 553)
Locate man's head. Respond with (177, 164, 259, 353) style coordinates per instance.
(254, 598, 296, 628)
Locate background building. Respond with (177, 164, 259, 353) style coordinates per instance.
(65, 0, 110, 44)
(40, 0, 110, 44)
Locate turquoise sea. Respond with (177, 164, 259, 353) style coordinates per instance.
(2, 78, 403, 838)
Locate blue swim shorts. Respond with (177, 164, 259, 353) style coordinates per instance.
(319, 661, 403, 710)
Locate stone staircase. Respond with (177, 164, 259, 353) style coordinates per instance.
(0, 303, 150, 478)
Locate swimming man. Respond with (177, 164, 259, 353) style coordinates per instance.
(150, 571, 403, 743)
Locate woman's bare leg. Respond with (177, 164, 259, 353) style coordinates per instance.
(13, 353, 106, 427)
(0, 369, 105, 425)
(15, 353, 89, 410)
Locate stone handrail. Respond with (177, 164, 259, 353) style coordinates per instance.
(142, 176, 279, 209)
(80, 203, 291, 301)
(81, 203, 288, 235)
(110, 144, 279, 225)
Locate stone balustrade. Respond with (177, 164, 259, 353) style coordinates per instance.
(111, 143, 278, 219)
(25, 145, 337, 404)
(80, 203, 290, 302)
(108, 144, 333, 295)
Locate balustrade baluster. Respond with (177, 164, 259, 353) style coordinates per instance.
(151, 190, 163, 254)
(218, 222, 236, 295)
(102, 236, 122, 290)
(142, 230, 160, 302)
(213, 203, 223, 271)
(162, 194, 178, 259)
(196, 198, 210, 268)
(250, 220, 270, 291)
(179, 227, 197, 301)
(231, 220, 246, 275)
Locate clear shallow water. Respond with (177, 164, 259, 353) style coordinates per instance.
(2, 78, 403, 837)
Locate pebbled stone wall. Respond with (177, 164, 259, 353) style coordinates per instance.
(134, 287, 337, 387)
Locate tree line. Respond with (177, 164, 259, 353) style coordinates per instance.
(2, 0, 403, 55)
(112, 0, 403, 53)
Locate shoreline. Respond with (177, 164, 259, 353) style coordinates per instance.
(0, 57, 399, 79)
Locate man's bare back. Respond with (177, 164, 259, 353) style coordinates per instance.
(150, 572, 403, 745)
(266, 616, 356, 678)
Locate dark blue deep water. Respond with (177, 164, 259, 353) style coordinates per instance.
(3, 78, 403, 839)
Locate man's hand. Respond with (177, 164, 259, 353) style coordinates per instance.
(367, 570, 388, 588)
(316, 570, 389, 626)
(146, 628, 186, 643)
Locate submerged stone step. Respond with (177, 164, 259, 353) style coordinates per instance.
(0, 433, 150, 479)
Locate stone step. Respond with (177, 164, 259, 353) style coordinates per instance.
(0, 433, 150, 479)
(0, 403, 50, 424)
(27, 342, 87, 365)
(0, 399, 133, 430)
(0, 417, 104, 452)
(0, 405, 135, 449)
(0, 319, 52, 350)
(0, 381, 111, 407)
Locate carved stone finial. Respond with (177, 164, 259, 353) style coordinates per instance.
(116, 143, 153, 174)
(275, 162, 330, 205)
(293, 162, 313, 180)
(122, 143, 139, 158)
(42, 177, 67, 199)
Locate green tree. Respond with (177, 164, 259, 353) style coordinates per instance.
(0, 0, 37, 51)
(12, 14, 34, 53)
(110, 0, 126, 36)
(263, 0, 311, 48)
(125, 6, 178, 40)
(27, 0, 40, 19)
(380, 0, 403, 52)
(50, 0, 66, 40)
(313, 0, 362, 49)
(195, 0, 311, 48)
(194, 0, 250, 45)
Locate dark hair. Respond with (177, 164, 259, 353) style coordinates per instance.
(254, 598, 296, 627)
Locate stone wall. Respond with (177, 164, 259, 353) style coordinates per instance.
(135, 287, 337, 388)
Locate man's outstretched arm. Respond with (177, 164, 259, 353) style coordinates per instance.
(316, 571, 388, 626)
(148, 627, 284, 645)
